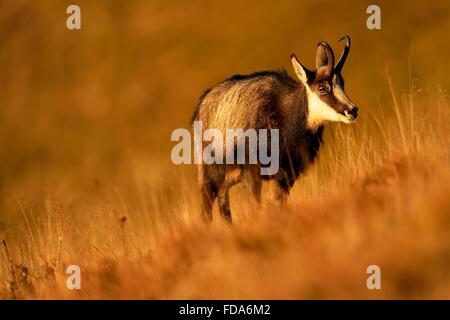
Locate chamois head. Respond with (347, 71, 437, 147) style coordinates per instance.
(291, 35, 358, 129)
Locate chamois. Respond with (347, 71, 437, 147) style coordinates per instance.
(192, 36, 358, 222)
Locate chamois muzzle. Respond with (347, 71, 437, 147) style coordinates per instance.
(344, 105, 358, 121)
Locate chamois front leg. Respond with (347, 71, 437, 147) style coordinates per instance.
(272, 180, 290, 207)
(242, 169, 263, 218)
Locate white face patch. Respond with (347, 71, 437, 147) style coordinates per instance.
(305, 85, 350, 129)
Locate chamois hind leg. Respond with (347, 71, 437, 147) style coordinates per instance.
(217, 189, 232, 222)
(250, 176, 262, 204)
(217, 167, 242, 223)
(200, 182, 216, 222)
(198, 165, 217, 222)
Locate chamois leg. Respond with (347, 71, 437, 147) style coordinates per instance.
(218, 188, 232, 222)
(217, 167, 242, 222)
(273, 180, 290, 207)
(243, 171, 262, 217)
(198, 165, 217, 222)
(246, 170, 262, 204)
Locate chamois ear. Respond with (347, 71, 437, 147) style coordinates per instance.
(291, 53, 311, 84)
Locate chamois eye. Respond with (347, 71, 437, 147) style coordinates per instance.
(318, 84, 330, 95)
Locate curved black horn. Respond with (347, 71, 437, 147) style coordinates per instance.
(316, 41, 334, 76)
(335, 35, 351, 73)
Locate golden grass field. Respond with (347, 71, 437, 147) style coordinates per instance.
(1, 0, 450, 299)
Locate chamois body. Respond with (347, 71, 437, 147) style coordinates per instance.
(193, 36, 358, 222)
